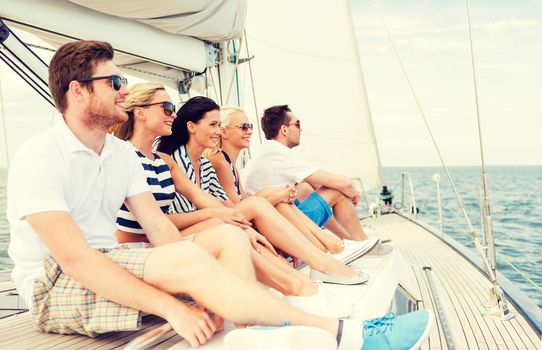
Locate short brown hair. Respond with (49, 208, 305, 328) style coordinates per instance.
(261, 105, 291, 140)
(48, 40, 114, 113)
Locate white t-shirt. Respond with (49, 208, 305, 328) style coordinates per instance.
(7, 120, 149, 305)
(241, 140, 318, 195)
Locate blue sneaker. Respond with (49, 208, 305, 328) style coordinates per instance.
(361, 311, 433, 350)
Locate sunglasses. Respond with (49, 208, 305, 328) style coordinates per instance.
(287, 120, 301, 129)
(235, 123, 254, 131)
(77, 74, 128, 91)
(135, 101, 176, 116)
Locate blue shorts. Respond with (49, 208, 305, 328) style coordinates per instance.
(294, 192, 333, 227)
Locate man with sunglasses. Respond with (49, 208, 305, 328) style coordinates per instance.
(6, 40, 430, 349)
(242, 105, 393, 256)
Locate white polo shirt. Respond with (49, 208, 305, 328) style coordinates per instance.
(7, 120, 149, 305)
(241, 140, 318, 195)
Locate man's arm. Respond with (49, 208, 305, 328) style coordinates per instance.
(26, 211, 180, 320)
(124, 191, 182, 247)
(305, 170, 358, 198)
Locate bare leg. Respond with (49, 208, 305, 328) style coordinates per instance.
(295, 181, 314, 201)
(317, 188, 368, 241)
(274, 203, 328, 251)
(253, 247, 318, 297)
(192, 223, 255, 280)
(289, 205, 344, 253)
(255, 187, 336, 252)
(331, 197, 368, 240)
(234, 197, 357, 277)
(182, 220, 318, 297)
(323, 216, 354, 240)
(143, 236, 339, 334)
(179, 217, 224, 237)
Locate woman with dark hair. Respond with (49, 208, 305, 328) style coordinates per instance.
(157, 96, 372, 286)
(111, 83, 354, 318)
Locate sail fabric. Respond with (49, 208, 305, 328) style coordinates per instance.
(238, 0, 382, 191)
(69, 0, 247, 42)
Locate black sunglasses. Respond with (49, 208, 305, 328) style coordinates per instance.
(135, 101, 176, 116)
(235, 123, 254, 131)
(287, 120, 301, 129)
(77, 74, 128, 91)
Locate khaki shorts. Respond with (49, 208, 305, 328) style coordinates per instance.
(31, 246, 152, 337)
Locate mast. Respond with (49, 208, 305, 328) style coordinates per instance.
(465, 0, 513, 320)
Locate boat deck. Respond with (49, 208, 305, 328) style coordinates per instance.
(0, 213, 539, 349)
(363, 213, 540, 350)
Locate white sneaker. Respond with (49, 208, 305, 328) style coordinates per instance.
(331, 237, 380, 265)
(224, 325, 337, 350)
(309, 268, 369, 285)
(284, 282, 354, 318)
(364, 241, 394, 257)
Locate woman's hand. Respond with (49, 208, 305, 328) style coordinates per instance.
(209, 207, 252, 229)
(245, 228, 279, 256)
(275, 185, 298, 204)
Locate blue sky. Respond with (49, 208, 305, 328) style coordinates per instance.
(0, 1, 540, 167)
(348, 0, 542, 166)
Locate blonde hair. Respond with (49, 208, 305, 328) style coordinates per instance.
(109, 82, 165, 141)
(205, 106, 246, 158)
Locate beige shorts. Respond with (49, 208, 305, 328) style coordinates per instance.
(31, 246, 152, 337)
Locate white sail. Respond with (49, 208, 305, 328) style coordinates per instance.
(0, 0, 248, 83)
(1, 0, 381, 190)
(238, 0, 382, 191)
(69, 0, 247, 42)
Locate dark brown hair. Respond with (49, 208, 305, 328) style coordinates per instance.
(156, 96, 220, 155)
(261, 105, 291, 140)
(48, 40, 114, 113)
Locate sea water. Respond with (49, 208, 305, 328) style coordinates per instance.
(0, 166, 540, 308)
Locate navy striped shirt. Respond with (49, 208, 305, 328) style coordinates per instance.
(170, 144, 229, 213)
(116, 148, 175, 233)
(222, 150, 242, 198)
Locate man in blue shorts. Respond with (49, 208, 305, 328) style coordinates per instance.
(242, 105, 391, 255)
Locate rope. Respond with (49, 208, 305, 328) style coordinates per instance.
(244, 29, 263, 145)
(465, 0, 498, 282)
(209, 67, 220, 103)
(371, 0, 496, 280)
(498, 254, 542, 294)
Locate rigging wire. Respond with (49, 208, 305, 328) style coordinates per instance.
(2, 28, 49, 87)
(243, 29, 263, 146)
(209, 67, 221, 103)
(370, 0, 496, 280)
(0, 52, 54, 107)
(465, 0, 495, 271)
(0, 50, 51, 100)
(0, 78, 9, 167)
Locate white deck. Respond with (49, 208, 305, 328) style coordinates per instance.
(0, 213, 540, 349)
(364, 213, 540, 350)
